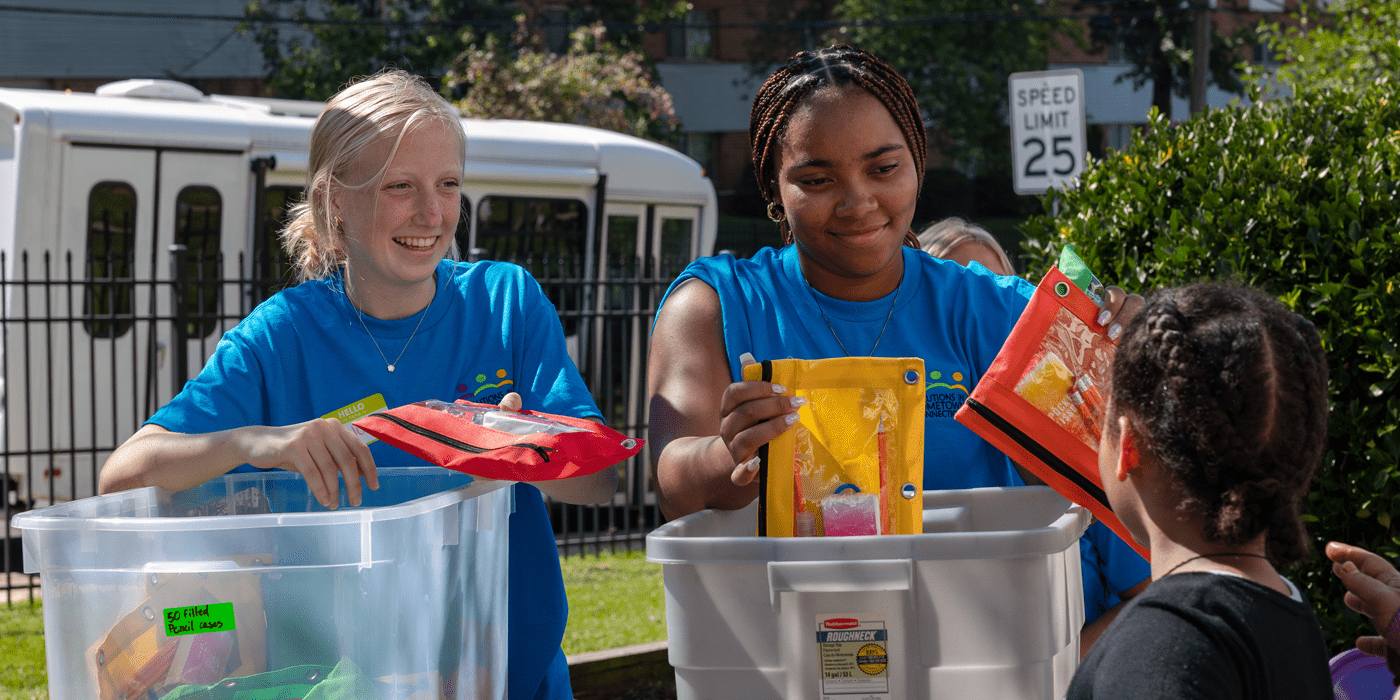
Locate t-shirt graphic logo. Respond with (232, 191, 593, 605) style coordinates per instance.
(457, 368, 513, 405)
(925, 369, 970, 419)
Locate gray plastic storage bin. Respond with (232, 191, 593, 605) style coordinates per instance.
(646, 486, 1091, 700)
(12, 467, 510, 700)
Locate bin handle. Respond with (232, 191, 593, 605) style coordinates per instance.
(768, 559, 913, 610)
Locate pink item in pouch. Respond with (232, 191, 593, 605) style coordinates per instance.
(820, 493, 880, 537)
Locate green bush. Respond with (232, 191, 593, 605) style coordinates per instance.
(1020, 85, 1400, 652)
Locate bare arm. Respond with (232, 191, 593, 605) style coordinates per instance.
(99, 419, 378, 508)
(646, 279, 802, 520)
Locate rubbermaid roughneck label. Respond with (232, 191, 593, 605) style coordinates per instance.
(163, 602, 236, 637)
(816, 614, 890, 698)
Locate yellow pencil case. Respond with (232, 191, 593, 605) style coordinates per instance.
(743, 357, 925, 537)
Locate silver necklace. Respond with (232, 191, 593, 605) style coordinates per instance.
(805, 273, 900, 357)
(352, 295, 429, 373)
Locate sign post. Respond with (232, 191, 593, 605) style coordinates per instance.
(1009, 69, 1086, 195)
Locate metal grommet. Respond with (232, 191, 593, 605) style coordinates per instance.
(621, 438, 637, 450)
(142, 606, 155, 621)
(96, 649, 104, 666)
(903, 369, 920, 385)
(1054, 281, 1070, 297)
(901, 483, 918, 500)
(148, 573, 160, 586)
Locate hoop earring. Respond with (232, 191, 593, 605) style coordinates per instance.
(766, 202, 786, 223)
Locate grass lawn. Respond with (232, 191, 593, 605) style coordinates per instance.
(560, 548, 668, 655)
(0, 550, 667, 697)
(0, 601, 46, 700)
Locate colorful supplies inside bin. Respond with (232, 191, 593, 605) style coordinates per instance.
(742, 357, 924, 537)
(92, 556, 269, 700)
(353, 400, 643, 481)
(954, 245, 1148, 559)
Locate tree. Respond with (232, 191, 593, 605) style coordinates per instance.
(239, 0, 666, 101)
(827, 1, 1075, 176)
(445, 21, 681, 143)
(1247, 0, 1400, 97)
(1074, 0, 1247, 121)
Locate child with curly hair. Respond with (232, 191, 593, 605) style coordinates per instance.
(1067, 282, 1332, 699)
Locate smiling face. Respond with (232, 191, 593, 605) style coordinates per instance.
(775, 86, 918, 301)
(335, 118, 462, 318)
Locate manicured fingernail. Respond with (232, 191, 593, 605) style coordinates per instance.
(772, 384, 787, 394)
(784, 413, 800, 425)
(1108, 323, 1122, 341)
(739, 352, 757, 366)
(789, 396, 807, 408)
(743, 456, 761, 472)
(1097, 310, 1112, 327)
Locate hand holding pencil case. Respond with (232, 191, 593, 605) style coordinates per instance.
(353, 400, 642, 481)
(954, 245, 1147, 559)
(743, 357, 925, 537)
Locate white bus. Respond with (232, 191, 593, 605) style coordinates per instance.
(0, 78, 717, 510)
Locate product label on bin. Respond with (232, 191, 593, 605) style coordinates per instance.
(324, 393, 388, 444)
(816, 614, 890, 698)
(163, 602, 236, 637)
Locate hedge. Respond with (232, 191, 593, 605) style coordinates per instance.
(1020, 84, 1400, 652)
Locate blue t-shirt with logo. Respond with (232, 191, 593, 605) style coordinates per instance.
(660, 244, 1148, 623)
(148, 258, 592, 700)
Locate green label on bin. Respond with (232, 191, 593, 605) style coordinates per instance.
(163, 602, 236, 637)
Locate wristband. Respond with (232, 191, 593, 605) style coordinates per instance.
(1385, 608, 1400, 652)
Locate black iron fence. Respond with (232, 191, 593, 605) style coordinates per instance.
(1, 249, 687, 602)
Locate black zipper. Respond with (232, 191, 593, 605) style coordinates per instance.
(365, 412, 557, 463)
(963, 397, 1108, 505)
(757, 360, 772, 536)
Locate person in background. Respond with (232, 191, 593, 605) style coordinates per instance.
(1067, 283, 1332, 699)
(917, 216, 1015, 275)
(1326, 540, 1400, 692)
(98, 69, 614, 700)
(646, 44, 1148, 655)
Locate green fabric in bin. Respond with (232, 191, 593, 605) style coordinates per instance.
(160, 657, 375, 700)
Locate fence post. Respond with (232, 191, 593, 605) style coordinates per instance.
(169, 244, 189, 390)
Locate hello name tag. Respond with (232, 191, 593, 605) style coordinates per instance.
(323, 393, 389, 445)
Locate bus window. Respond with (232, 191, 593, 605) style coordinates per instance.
(252, 185, 302, 302)
(450, 194, 471, 259)
(659, 217, 693, 278)
(174, 185, 222, 339)
(83, 181, 137, 339)
(474, 196, 587, 334)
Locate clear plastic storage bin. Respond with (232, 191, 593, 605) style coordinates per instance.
(646, 486, 1091, 700)
(12, 467, 510, 700)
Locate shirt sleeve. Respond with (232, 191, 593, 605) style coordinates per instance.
(146, 329, 270, 434)
(511, 270, 603, 422)
(1079, 602, 1244, 699)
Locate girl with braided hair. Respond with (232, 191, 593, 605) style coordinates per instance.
(647, 43, 1148, 650)
(1067, 283, 1332, 699)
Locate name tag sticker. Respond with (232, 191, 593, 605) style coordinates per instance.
(323, 393, 389, 445)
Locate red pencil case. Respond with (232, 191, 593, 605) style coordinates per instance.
(353, 400, 642, 481)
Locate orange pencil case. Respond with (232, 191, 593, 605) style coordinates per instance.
(954, 246, 1148, 560)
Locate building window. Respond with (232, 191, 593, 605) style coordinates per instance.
(667, 9, 716, 60)
(1106, 41, 1127, 64)
(1107, 124, 1135, 152)
(473, 196, 587, 334)
(174, 185, 222, 339)
(84, 181, 137, 338)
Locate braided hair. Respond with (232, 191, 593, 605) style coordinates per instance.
(749, 45, 926, 248)
(1109, 283, 1329, 566)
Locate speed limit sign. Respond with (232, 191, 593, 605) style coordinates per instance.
(1009, 69, 1086, 195)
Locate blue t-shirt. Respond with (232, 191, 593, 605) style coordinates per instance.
(660, 245, 1149, 623)
(149, 258, 592, 700)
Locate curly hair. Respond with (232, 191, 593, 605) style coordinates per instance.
(281, 68, 466, 282)
(1109, 283, 1329, 566)
(748, 44, 926, 248)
